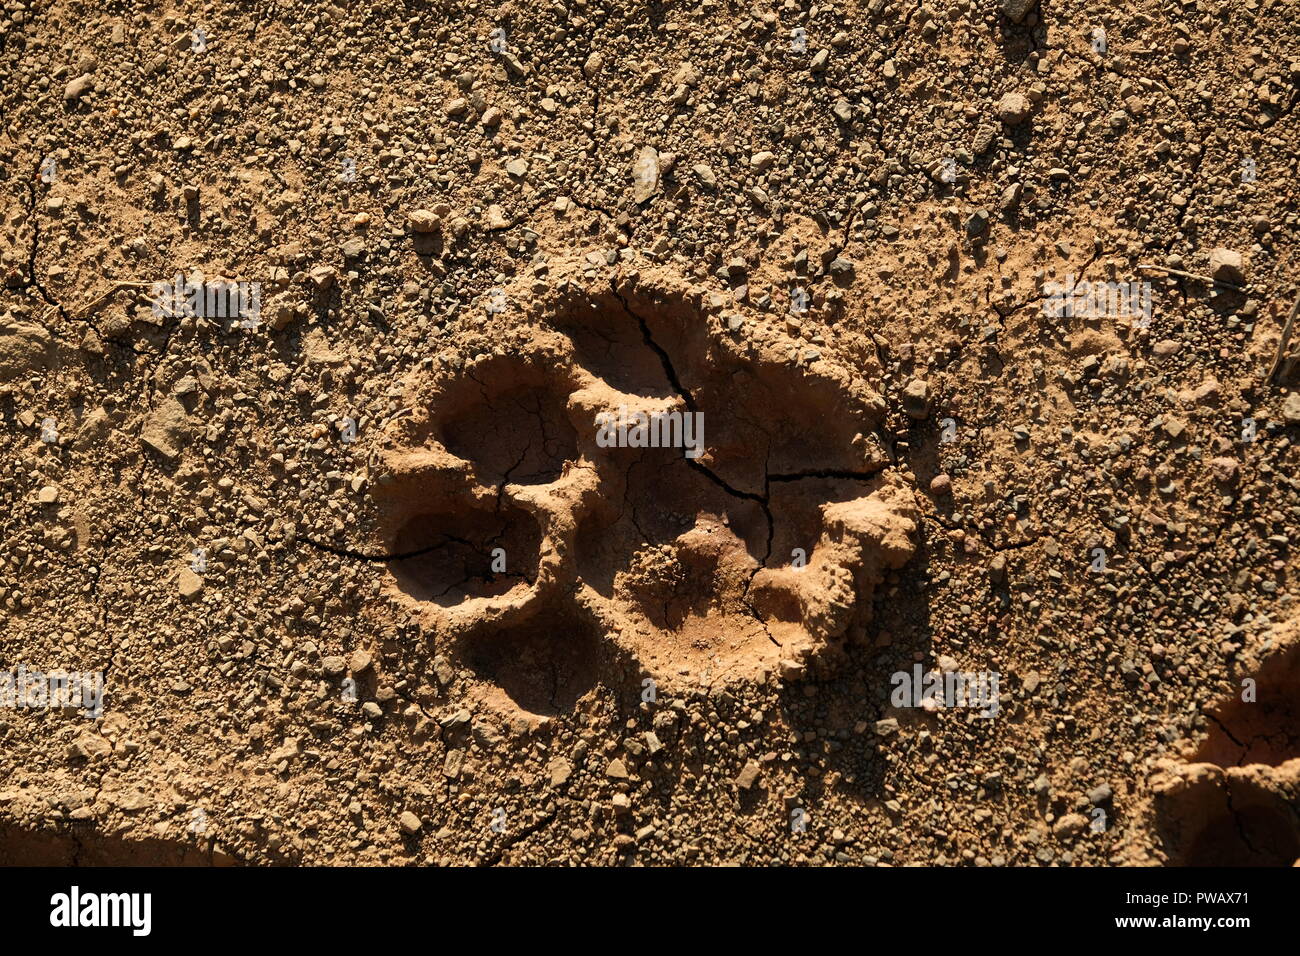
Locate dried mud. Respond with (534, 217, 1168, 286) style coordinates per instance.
(0, 0, 1298, 866)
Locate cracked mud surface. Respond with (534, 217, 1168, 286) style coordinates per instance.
(1, 0, 1299, 866)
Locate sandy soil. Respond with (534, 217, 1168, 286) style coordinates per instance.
(0, 0, 1298, 865)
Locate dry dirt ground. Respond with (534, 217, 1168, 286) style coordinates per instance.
(0, 0, 1298, 866)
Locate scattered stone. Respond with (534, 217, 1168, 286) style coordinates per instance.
(64, 73, 94, 101)
(996, 91, 1033, 125)
(1000, 0, 1037, 23)
(308, 265, 336, 289)
(408, 209, 440, 233)
(965, 208, 991, 237)
(548, 757, 573, 787)
(70, 730, 112, 760)
(1087, 784, 1113, 806)
(443, 750, 464, 779)
(1208, 247, 1247, 286)
(267, 298, 298, 331)
(1208, 456, 1240, 484)
(778, 658, 805, 680)
(140, 397, 189, 461)
(178, 568, 203, 600)
(1282, 393, 1300, 425)
(632, 146, 660, 204)
(398, 811, 423, 835)
(902, 378, 930, 419)
(441, 708, 471, 731)
(1052, 813, 1088, 840)
(496, 50, 528, 79)
(0, 321, 54, 381)
(828, 257, 855, 278)
(735, 760, 762, 790)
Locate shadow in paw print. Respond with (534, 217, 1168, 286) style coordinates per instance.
(1197, 639, 1300, 767)
(455, 601, 609, 716)
(560, 287, 887, 491)
(1179, 803, 1300, 867)
(389, 500, 540, 606)
(764, 477, 892, 570)
(687, 361, 882, 497)
(1156, 630, 1300, 866)
(554, 304, 674, 399)
(440, 382, 578, 486)
(1157, 767, 1300, 867)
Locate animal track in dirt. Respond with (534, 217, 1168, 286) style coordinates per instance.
(373, 263, 919, 717)
(1152, 622, 1300, 866)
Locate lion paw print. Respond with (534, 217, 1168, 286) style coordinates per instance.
(373, 262, 918, 716)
